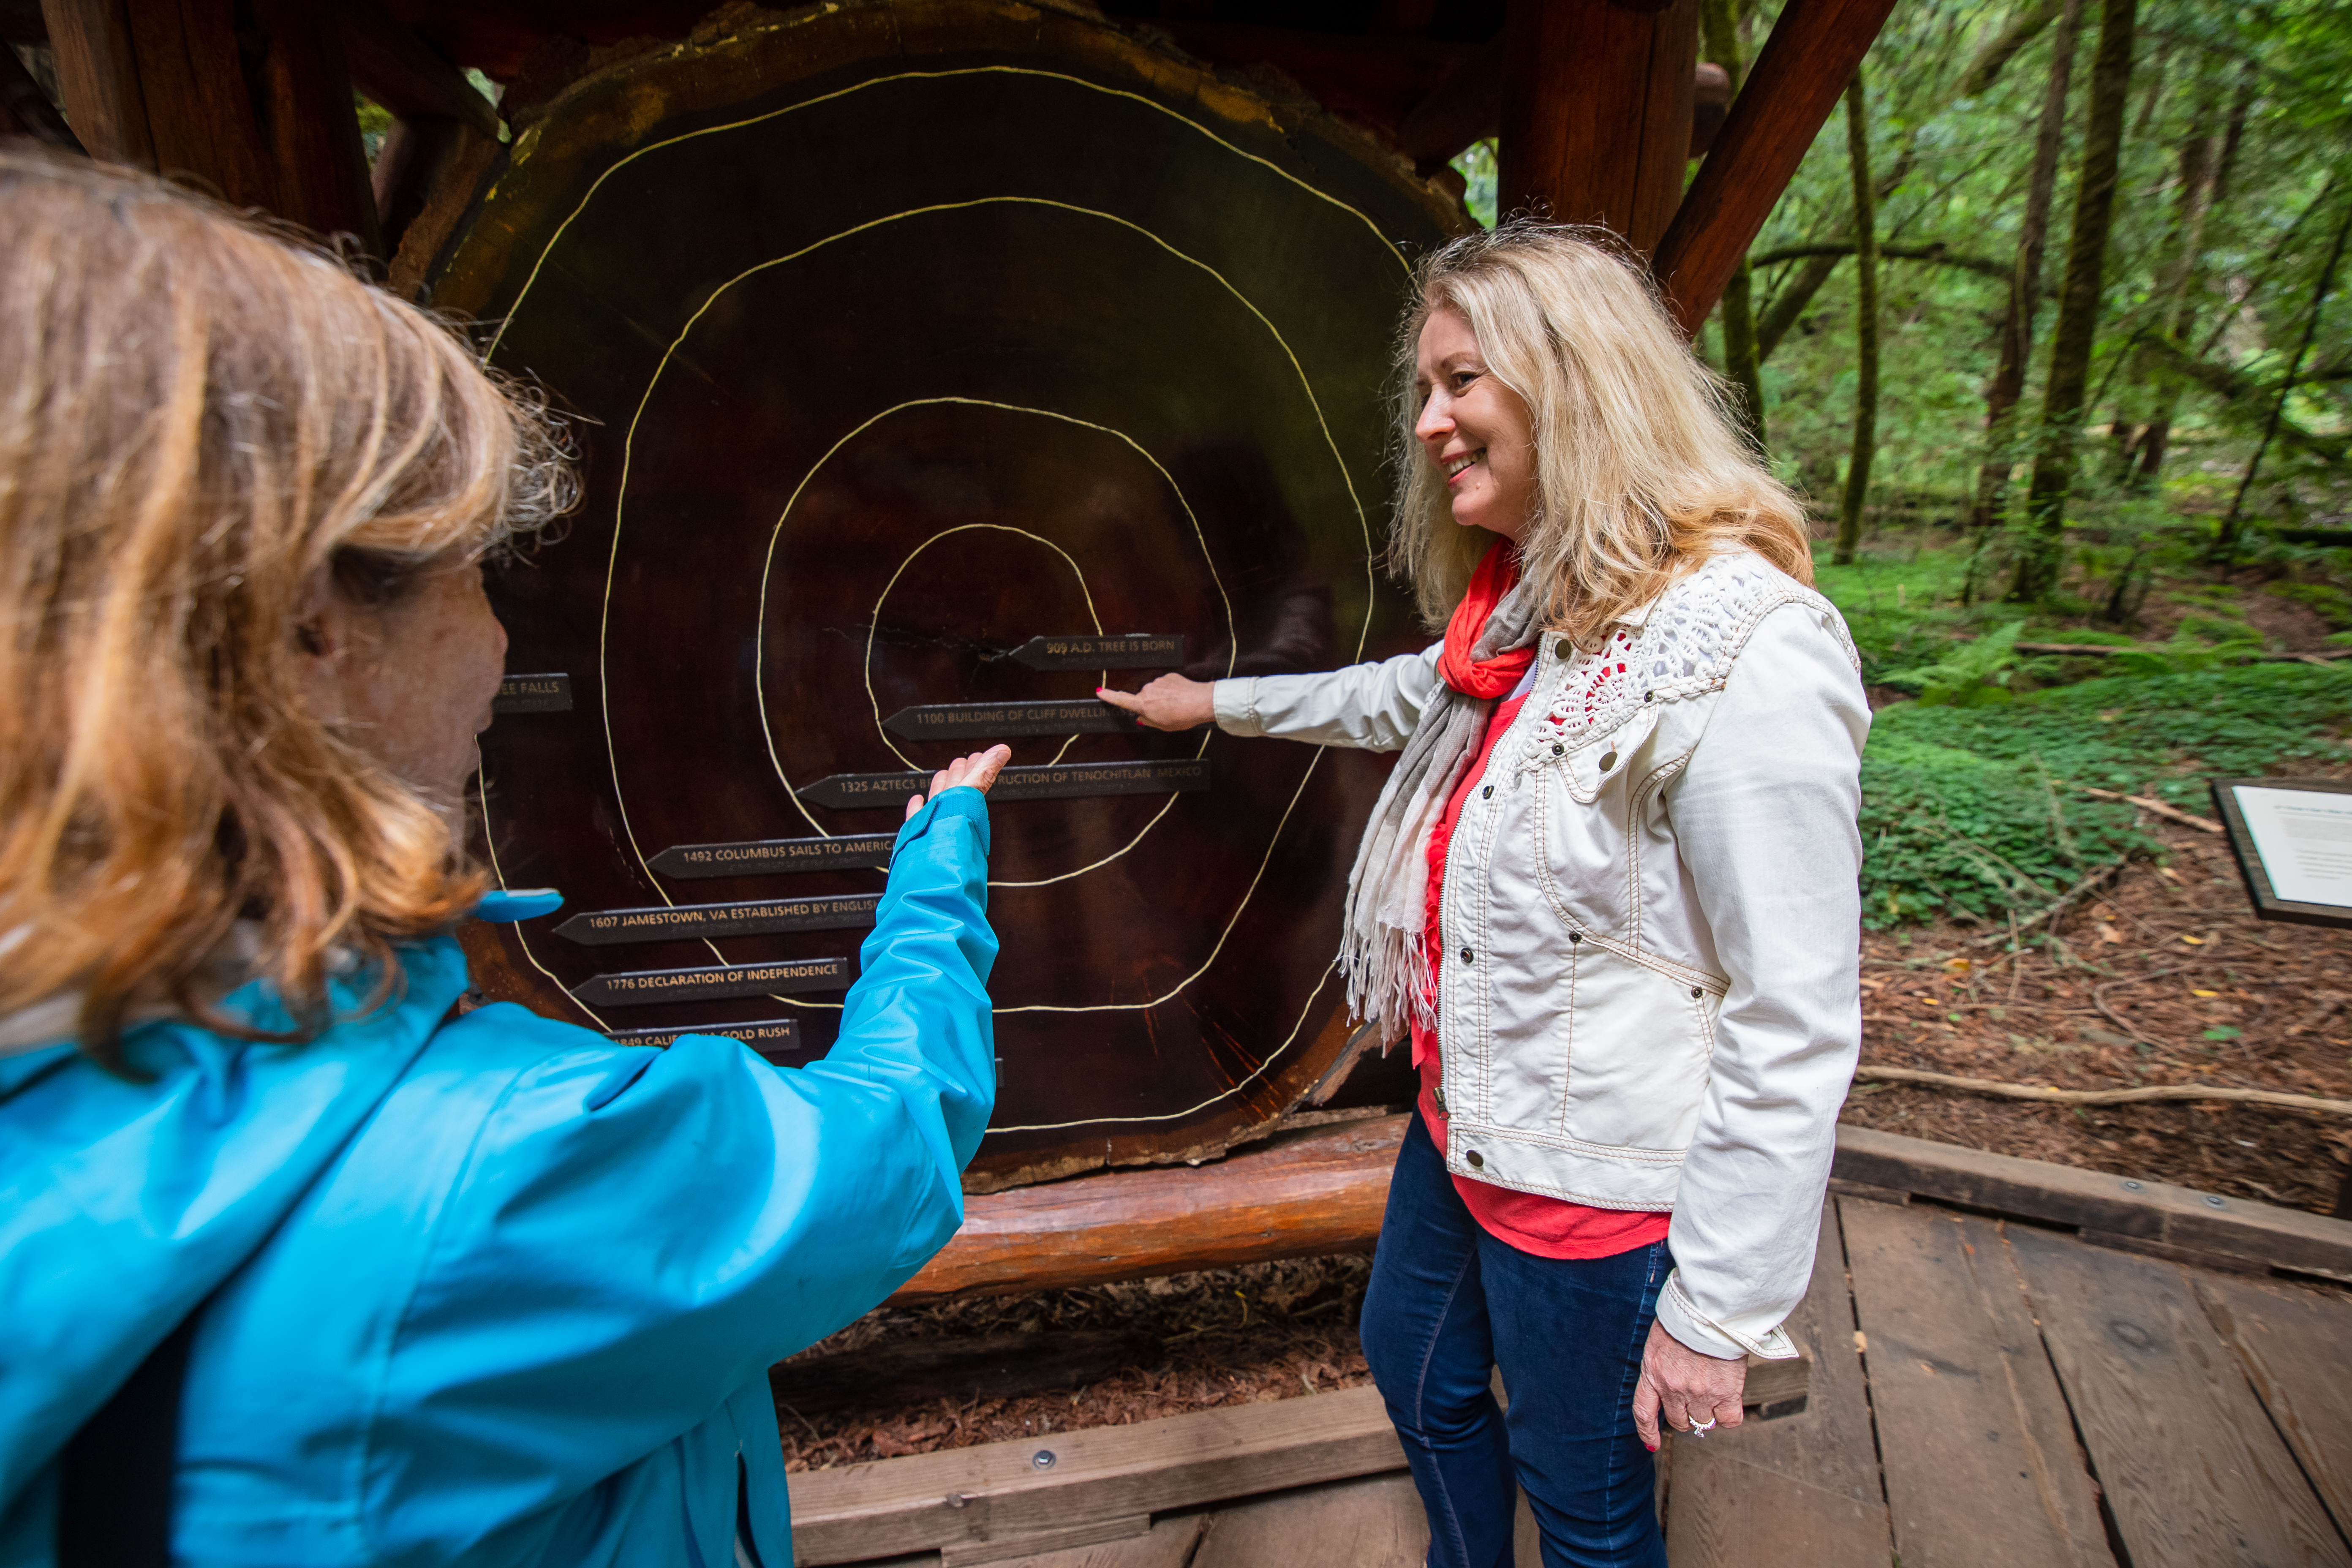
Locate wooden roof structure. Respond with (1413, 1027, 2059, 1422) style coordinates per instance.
(6, 0, 1897, 334)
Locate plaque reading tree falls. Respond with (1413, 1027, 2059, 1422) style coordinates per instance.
(437, 0, 1450, 1190)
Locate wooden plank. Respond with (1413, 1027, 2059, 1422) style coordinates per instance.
(939, 1514, 1149, 1567)
(1190, 1473, 1427, 1568)
(1840, 1200, 2106, 1567)
(2195, 1271, 2352, 1535)
(1652, 0, 1900, 332)
(1663, 1446, 1889, 1568)
(1666, 1199, 1892, 1565)
(785, 1384, 1405, 1565)
(1834, 1124, 2352, 1280)
(987, 1514, 1208, 1568)
(37, 0, 153, 166)
(2005, 1224, 2349, 1567)
(1675, 1198, 1883, 1506)
(1497, 0, 1697, 255)
(887, 1116, 1402, 1304)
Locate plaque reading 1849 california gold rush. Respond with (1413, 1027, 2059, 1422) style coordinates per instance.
(1009, 633, 1183, 670)
(798, 758, 1210, 811)
(607, 1018, 803, 1058)
(650, 834, 896, 879)
(571, 956, 851, 1007)
(884, 699, 1139, 741)
(555, 893, 880, 946)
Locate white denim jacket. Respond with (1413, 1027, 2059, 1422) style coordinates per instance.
(1213, 553, 1868, 1359)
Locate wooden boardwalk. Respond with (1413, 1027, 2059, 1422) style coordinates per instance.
(795, 1169, 2352, 1566)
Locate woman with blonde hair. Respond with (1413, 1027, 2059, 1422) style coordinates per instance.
(1104, 223, 1867, 1566)
(0, 147, 1007, 1568)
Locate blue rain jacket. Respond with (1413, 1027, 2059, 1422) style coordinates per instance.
(0, 787, 996, 1568)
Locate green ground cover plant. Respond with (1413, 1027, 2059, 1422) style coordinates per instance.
(1856, 664, 2352, 926)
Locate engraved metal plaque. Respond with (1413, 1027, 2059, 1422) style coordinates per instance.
(556, 893, 879, 945)
(798, 758, 1209, 811)
(883, 699, 1139, 741)
(649, 834, 896, 879)
(493, 672, 573, 713)
(607, 1017, 803, 1062)
(572, 956, 852, 1007)
(1009, 634, 1184, 670)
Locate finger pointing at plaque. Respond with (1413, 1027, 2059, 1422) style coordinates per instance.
(909, 743, 1013, 819)
(1095, 674, 1214, 732)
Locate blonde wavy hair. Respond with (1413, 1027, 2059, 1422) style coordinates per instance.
(0, 147, 572, 1069)
(1388, 222, 1812, 642)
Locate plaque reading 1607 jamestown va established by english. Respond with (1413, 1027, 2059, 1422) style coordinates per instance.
(569, 956, 852, 1007)
(796, 758, 1210, 811)
(555, 893, 881, 945)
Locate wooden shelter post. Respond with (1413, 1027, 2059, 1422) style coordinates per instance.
(1497, 0, 1699, 256)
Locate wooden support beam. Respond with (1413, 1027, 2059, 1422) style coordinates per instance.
(1652, 0, 1900, 335)
(38, 0, 379, 249)
(37, 0, 151, 165)
(339, 0, 497, 139)
(1497, 0, 1698, 255)
(886, 1113, 1404, 1304)
(248, 0, 380, 250)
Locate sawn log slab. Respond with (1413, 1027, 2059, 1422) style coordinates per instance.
(891, 1115, 1405, 1303)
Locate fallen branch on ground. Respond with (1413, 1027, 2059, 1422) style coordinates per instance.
(1970, 860, 2125, 950)
(2070, 785, 2224, 833)
(1854, 1064, 2352, 1117)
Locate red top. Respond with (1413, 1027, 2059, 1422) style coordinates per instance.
(1412, 689, 1673, 1261)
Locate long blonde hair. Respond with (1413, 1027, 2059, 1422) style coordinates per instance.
(1388, 222, 1811, 642)
(0, 147, 572, 1068)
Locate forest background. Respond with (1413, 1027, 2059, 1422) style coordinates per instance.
(1457, 0, 2352, 931)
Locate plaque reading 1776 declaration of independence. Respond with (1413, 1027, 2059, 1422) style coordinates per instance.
(572, 956, 852, 1008)
(884, 698, 1139, 741)
(442, 1, 1448, 1189)
(556, 893, 879, 945)
(798, 759, 1209, 812)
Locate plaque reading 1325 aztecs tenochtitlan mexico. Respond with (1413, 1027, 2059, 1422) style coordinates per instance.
(429, 0, 1459, 1188)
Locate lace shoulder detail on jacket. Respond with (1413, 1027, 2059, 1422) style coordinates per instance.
(1529, 554, 1857, 755)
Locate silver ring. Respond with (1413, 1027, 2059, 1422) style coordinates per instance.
(1688, 1416, 1715, 1437)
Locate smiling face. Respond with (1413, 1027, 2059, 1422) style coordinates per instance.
(1413, 305, 1538, 545)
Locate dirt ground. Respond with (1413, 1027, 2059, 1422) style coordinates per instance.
(780, 810, 2352, 1470)
(1842, 811, 2352, 1216)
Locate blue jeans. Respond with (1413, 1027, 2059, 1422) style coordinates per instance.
(1360, 1113, 1671, 1568)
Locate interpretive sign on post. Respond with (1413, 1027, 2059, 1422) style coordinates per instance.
(2210, 778, 2352, 929)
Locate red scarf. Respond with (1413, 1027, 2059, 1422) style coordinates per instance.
(1437, 539, 1535, 697)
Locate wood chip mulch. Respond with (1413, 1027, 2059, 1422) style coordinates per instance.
(775, 1255, 1375, 1473)
(1841, 814, 2352, 1217)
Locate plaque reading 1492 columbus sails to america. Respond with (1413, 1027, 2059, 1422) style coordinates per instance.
(434, 0, 1454, 1188)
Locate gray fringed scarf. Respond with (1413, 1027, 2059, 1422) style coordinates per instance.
(1338, 574, 1544, 1043)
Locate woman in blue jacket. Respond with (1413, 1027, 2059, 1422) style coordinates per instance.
(0, 149, 1005, 1568)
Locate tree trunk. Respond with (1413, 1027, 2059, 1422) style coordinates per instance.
(1702, 0, 1766, 450)
(2136, 67, 2256, 489)
(1967, 0, 2085, 532)
(2208, 196, 2352, 569)
(1754, 0, 2066, 364)
(2009, 0, 2139, 603)
(1835, 68, 1879, 568)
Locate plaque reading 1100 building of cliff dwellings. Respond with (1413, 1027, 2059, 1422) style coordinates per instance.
(438, 0, 1450, 1189)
